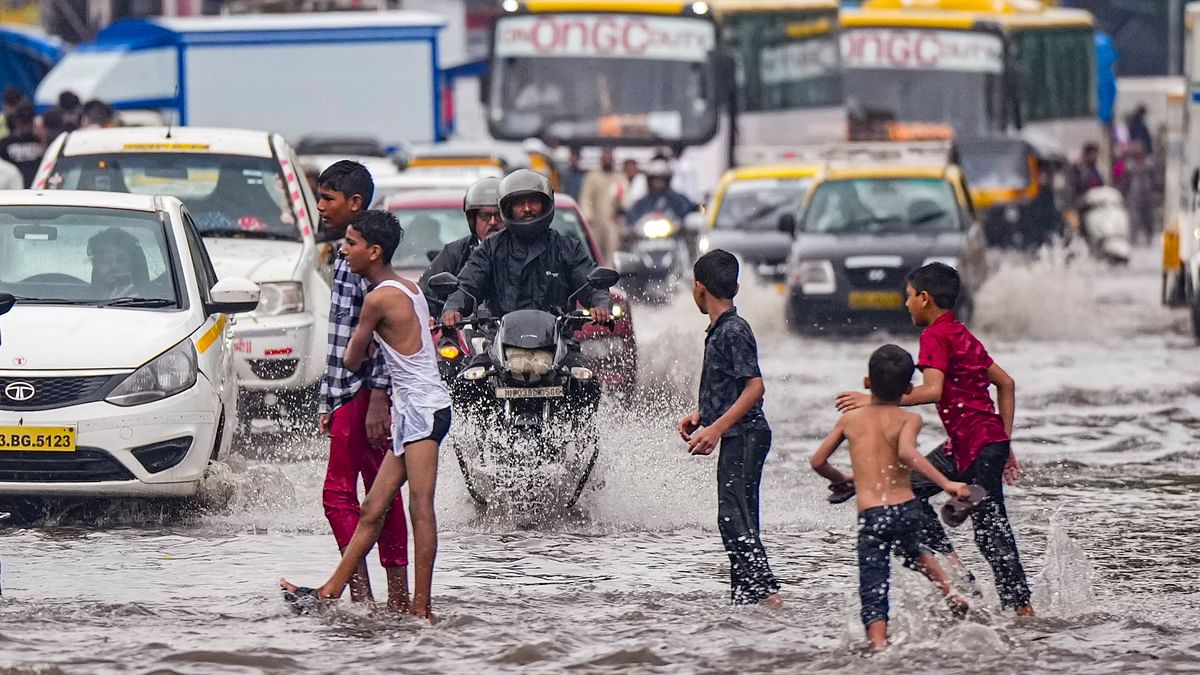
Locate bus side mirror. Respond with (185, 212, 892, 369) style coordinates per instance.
(713, 52, 736, 102)
(1191, 167, 1199, 193)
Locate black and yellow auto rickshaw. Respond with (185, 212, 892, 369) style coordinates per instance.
(954, 137, 1061, 249)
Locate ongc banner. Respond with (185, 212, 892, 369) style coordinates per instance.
(494, 14, 715, 61)
(841, 28, 1003, 73)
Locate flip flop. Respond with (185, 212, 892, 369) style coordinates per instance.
(828, 479, 856, 504)
(940, 485, 988, 528)
(281, 585, 320, 616)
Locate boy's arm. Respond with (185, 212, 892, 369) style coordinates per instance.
(835, 368, 944, 412)
(687, 377, 764, 455)
(896, 414, 969, 498)
(988, 362, 1015, 437)
(344, 293, 383, 373)
(810, 418, 849, 483)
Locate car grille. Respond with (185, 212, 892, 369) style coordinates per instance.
(0, 375, 115, 410)
(844, 266, 907, 290)
(249, 359, 299, 380)
(0, 448, 136, 482)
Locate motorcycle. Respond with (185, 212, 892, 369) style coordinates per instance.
(615, 211, 691, 304)
(426, 268, 619, 516)
(1080, 186, 1132, 265)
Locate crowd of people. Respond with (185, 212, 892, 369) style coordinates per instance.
(0, 87, 118, 189)
(274, 160, 1034, 649)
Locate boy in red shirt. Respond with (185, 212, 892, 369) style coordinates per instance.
(837, 262, 1034, 616)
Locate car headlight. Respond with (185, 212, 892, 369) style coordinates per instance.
(793, 260, 836, 295)
(642, 218, 675, 239)
(106, 340, 198, 406)
(254, 281, 304, 316)
(697, 235, 711, 254)
(922, 257, 959, 270)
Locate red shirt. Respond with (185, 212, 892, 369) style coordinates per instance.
(917, 312, 1009, 472)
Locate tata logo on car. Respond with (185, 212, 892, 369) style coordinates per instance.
(3, 381, 35, 402)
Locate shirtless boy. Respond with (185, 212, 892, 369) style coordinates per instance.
(282, 210, 452, 621)
(811, 344, 971, 648)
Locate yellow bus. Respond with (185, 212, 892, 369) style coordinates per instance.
(485, 0, 721, 149)
(712, 1, 845, 165)
(840, 0, 1101, 160)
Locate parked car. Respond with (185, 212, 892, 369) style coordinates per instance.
(385, 190, 638, 394)
(785, 161, 988, 333)
(0, 190, 259, 497)
(34, 126, 329, 428)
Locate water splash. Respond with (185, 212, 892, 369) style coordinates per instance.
(1031, 508, 1096, 616)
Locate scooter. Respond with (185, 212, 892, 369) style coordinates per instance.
(426, 268, 618, 516)
(1080, 186, 1132, 265)
(615, 211, 689, 304)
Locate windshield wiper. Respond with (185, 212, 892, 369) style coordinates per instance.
(100, 297, 176, 308)
(199, 228, 297, 242)
(10, 296, 89, 305)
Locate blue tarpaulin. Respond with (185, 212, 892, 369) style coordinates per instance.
(0, 26, 63, 99)
(1096, 31, 1117, 125)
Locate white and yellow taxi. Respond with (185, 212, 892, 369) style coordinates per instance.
(34, 127, 327, 425)
(0, 191, 259, 497)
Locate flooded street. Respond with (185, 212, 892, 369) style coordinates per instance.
(2, 249, 1199, 674)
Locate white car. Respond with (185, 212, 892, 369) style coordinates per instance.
(34, 127, 328, 426)
(0, 191, 259, 497)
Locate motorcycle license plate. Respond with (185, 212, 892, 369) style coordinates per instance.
(494, 386, 564, 400)
(0, 426, 76, 452)
(848, 291, 903, 310)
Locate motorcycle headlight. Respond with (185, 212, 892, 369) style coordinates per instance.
(922, 257, 959, 270)
(106, 340, 198, 406)
(461, 366, 488, 381)
(642, 218, 675, 239)
(697, 235, 711, 254)
(793, 260, 836, 295)
(438, 344, 461, 360)
(254, 281, 304, 316)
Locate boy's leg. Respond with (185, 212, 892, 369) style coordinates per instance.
(966, 442, 1033, 614)
(858, 509, 892, 649)
(359, 430, 410, 612)
(899, 502, 969, 616)
(906, 443, 971, 579)
(406, 407, 449, 621)
(321, 389, 373, 602)
(318, 449, 408, 600)
(716, 432, 780, 605)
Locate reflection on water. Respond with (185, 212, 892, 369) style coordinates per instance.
(2, 249, 1199, 672)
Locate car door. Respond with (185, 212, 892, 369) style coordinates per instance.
(180, 208, 237, 450)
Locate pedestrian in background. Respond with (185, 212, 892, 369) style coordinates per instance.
(580, 147, 625, 264)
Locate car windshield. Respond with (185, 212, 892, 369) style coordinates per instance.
(958, 146, 1032, 191)
(0, 206, 180, 307)
(388, 206, 595, 268)
(803, 178, 961, 235)
(50, 153, 300, 242)
(715, 178, 812, 231)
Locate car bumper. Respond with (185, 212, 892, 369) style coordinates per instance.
(230, 312, 322, 392)
(0, 379, 222, 498)
(787, 289, 912, 329)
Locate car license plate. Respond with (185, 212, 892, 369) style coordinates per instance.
(494, 386, 564, 400)
(848, 291, 904, 310)
(0, 426, 76, 452)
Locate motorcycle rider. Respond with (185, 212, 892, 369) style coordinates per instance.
(418, 176, 502, 314)
(625, 158, 697, 226)
(441, 169, 612, 326)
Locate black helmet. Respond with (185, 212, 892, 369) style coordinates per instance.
(462, 176, 501, 232)
(498, 169, 554, 241)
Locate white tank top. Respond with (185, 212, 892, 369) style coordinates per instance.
(371, 280, 451, 410)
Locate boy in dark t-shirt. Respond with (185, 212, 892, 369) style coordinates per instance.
(678, 249, 780, 606)
(836, 263, 1033, 616)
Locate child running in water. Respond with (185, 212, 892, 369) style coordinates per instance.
(282, 210, 452, 621)
(813, 344, 972, 648)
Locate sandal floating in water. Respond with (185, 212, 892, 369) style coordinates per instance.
(828, 480, 856, 504)
(281, 585, 320, 616)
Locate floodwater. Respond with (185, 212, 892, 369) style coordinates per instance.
(2, 248, 1199, 674)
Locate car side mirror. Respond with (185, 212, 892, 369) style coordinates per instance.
(208, 277, 260, 315)
(684, 212, 706, 233)
(0, 293, 14, 317)
(587, 267, 620, 289)
(778, 213, 797, 236)
(427, 271, 460, 300)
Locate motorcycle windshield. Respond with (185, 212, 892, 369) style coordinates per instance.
(496, 309, 558, 349)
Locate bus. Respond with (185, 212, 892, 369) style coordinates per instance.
(840, 0, 1101, 161)
(485, 0, 721, 149)
(713, 0, 845, 166)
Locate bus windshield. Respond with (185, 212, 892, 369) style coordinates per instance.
(841, 28, 1005, 140)
(722, 10, 841, 113)
(488, 13, 719, 145)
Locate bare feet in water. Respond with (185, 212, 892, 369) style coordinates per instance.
(760, 593, 783, 607)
